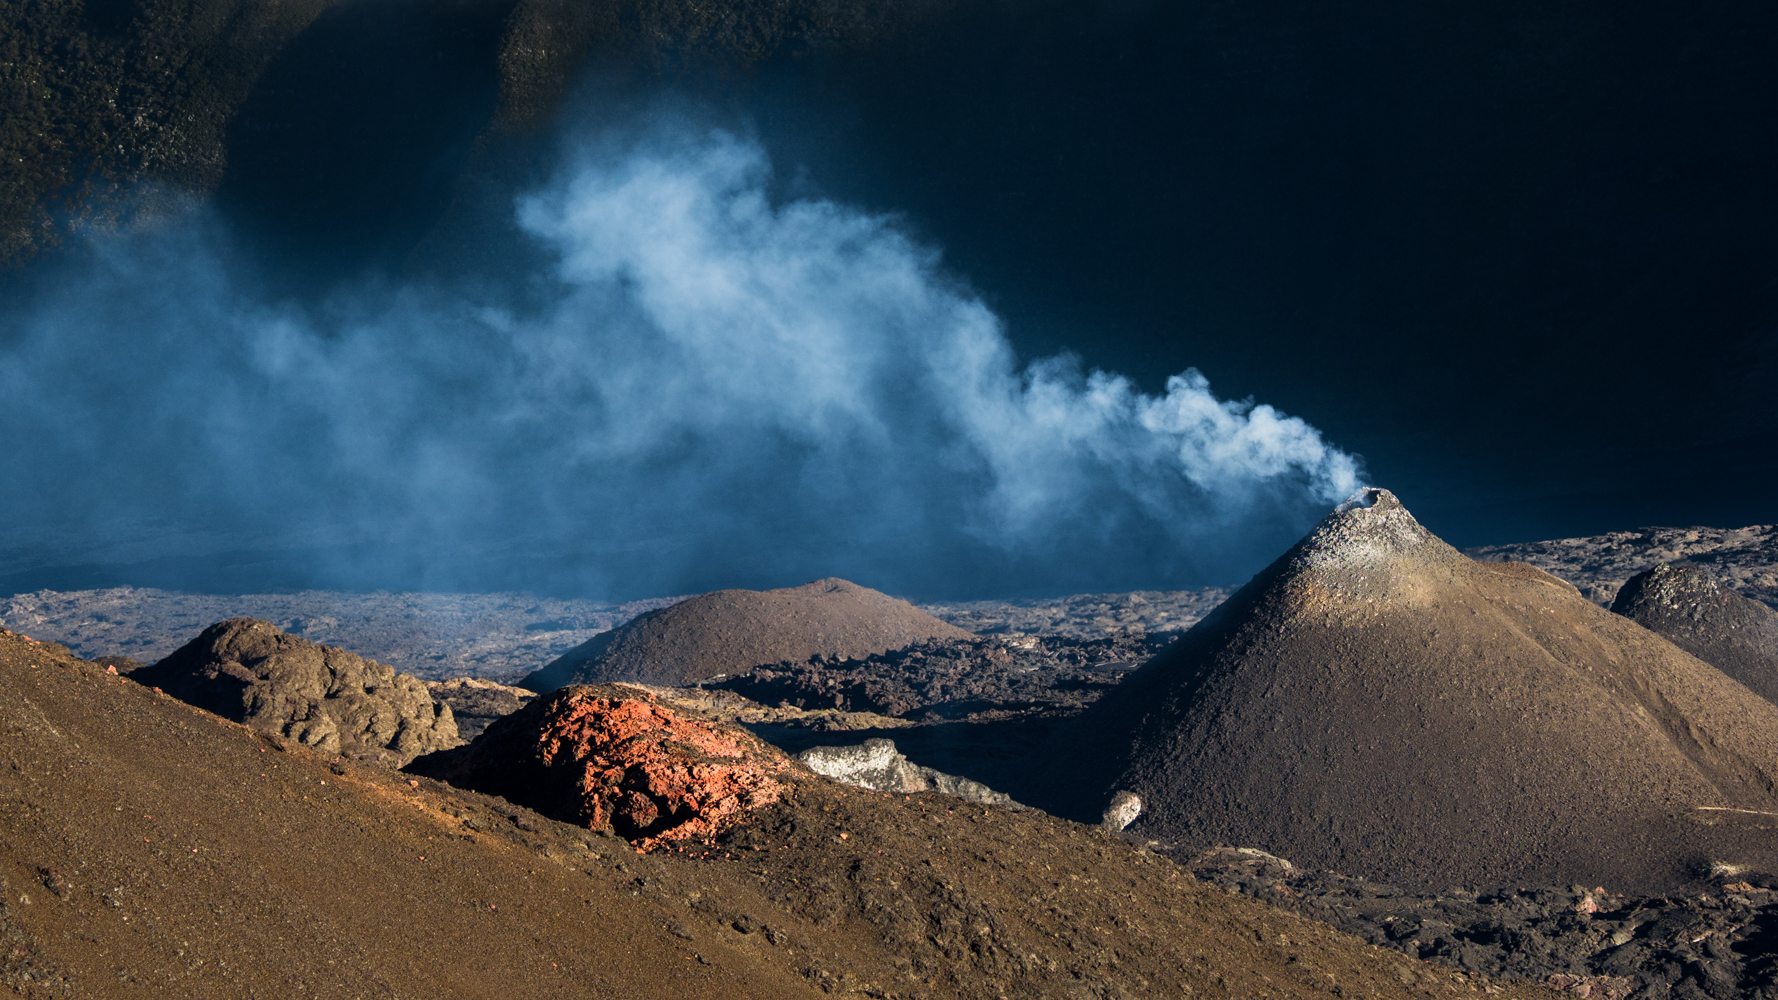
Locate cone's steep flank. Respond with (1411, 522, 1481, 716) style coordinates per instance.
(1085, 488, 1778, 892)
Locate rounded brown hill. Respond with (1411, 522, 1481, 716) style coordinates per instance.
(1612, 563, 1778, 706)
(1077, 488, 1778, 893)
(520, 578, 971, 691)
(133, 617, 457, 766)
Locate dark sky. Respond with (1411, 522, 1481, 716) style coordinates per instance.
(715, 0, 1778, 546)
(7, 0, 1775, 598)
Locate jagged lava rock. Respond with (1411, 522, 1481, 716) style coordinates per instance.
(1612, 563, 1778, 705)
(427, 676, 535, 740)
(133, 618, 457, 765)
(712, 632, 1160, 722)
(412, 685, 786, 850)
(1076, 487, 1778, 892)
(521, 578, 971, 691)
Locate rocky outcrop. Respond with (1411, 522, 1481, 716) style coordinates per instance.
(796, 739, 1013, 806)
(411, 685, 786, 850)
(1100, 790, 1142, 832)
(1612, 563, 1778, 705)
(521, 578, 972, 691)
(133, 618, 457, 766)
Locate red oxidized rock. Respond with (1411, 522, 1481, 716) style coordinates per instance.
(411, 685, 785, 851)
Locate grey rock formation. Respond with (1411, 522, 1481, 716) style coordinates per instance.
(1100, 790, 1142, 832)
(134, 618, 457, 765)
(798, 739, 1014, 807)
(1473, 524, 1778, 608)
(1187, 846, 1778, 1000)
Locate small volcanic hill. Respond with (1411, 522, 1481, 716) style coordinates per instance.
(521, 578, 971, 691)
(0, 627, 1543, 998)
(1612, 563, 1778, 705)
(1079, 488, 1778, 892)
(133, 618, 457, 766)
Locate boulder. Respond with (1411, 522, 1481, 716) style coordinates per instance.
(797, 738, 1013, 806)
(133, 618, 457, 766)
(412, 684, 786, 850)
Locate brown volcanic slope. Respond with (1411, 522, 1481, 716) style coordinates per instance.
(0, 629, 1544, 999)
(1612, 563, 1778, 706)
(521, 578, 972, 691)
(132, 618, 458, 767)
(1471, 524, 1778, 608)
(1079, 489, 1778, 893)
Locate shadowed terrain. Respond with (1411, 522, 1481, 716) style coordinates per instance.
(1611, 563, 1778, 705)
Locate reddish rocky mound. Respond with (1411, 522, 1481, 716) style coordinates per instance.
(414, 685, 786, 850)
(1612, 563, 1778, 705)
(520, 578, 971, 690)
(1073, 488, 1778, 892)
(132, 618, 457, 765)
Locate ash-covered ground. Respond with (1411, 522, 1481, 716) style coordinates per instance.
(8, 522, 1778, 999)
(1185, 847, 1778, 1000)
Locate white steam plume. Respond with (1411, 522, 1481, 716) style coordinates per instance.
(0, 122, 1360, 596)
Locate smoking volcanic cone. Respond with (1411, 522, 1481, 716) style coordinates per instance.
(1612, 563, 1778, 706)
(1083, 488, 1778, 891)
(521, 578, 971, 691)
